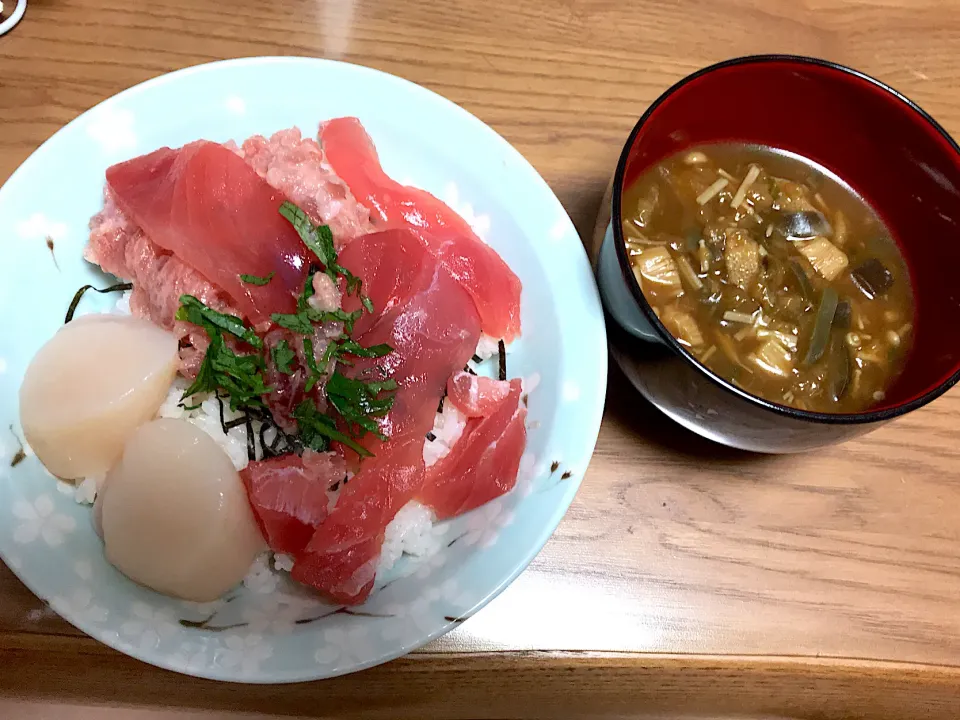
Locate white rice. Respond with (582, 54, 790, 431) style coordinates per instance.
(377, 501, 444, 575)
(474, 333, 501, 361)
(112, 290, 132, 316)
(273, 553, 295, 572)
(74, 476, 99, 505)
(423, 402, 467, 467)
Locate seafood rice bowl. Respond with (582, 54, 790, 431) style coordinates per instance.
(0, 57, 606, 681)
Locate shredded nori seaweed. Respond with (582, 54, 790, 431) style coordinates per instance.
(64, 282, 133, 323)
(498, 339, 507, 381)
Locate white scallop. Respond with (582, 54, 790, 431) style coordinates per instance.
(19, 314, 179, 479)
(100, 418, 266, 602)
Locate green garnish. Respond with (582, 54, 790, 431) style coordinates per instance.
(303, 337, 322, 392)
(272, 272, 364, 335)
(337, 340, 393, 359)
(174, 201, 398, 460)
(293, 398, 370, 457)
(177, 295, 263, 349)
(270, 311, 315, 335)
(326, 371, 397, 442)
(271, 339, 296, 375)
(180, 330, 272, 411)
(240, 271, 276, 286)
(280, 202, 366, 299)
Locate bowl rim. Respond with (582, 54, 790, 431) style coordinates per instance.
(611, 53, 960, 425)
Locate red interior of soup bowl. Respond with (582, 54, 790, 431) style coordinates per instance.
(618, 55, 960, 416)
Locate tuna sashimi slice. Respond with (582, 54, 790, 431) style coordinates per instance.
(287, 230, 481, 604)
(241, 451, 345, 556)
(319, 117, 522, 342)
(447, 370, 515, 418)
(106, 141, 311, 323)
(338, 228, 482, 451)
(292, 435, 425, 604)
(418, 375, 526, 520)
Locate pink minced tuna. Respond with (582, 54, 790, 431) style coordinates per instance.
(85, 128, 376, 375)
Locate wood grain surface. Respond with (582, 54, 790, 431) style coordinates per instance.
(2, 0, 960, 718)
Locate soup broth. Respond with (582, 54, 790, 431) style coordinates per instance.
(622, 144, 914, 414)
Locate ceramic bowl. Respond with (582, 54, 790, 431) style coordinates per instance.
(596, 55, 960, 453)
(0, 57, 607, 681)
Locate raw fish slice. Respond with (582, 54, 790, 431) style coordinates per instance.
(446, 370, 514, 418)
(418, 377, 526, 520)
(241, 450, 345, 555)
(319, 117, 522, 341)
(106, 141, 311, 323)
(288, 231, 481, 604)
(338, 229, 481, 450)
(238, 128, 376, 241)
(291, 435, 425, 604)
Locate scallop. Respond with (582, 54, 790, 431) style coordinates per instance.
(19, 314, 179, 479)
(100, 418, 265, 602)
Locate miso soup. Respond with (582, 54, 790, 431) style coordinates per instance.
(622, 144, 914, 414)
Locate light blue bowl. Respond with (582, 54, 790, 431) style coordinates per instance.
(0, 57, 607, 681)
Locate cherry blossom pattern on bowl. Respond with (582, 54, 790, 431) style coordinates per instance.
(0, 56, 606, 682)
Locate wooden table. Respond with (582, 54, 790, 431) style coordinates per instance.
(2, 1, 960, 718)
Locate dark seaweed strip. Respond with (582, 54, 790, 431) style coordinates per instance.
(437, 395, 445, 413)
(178, 618, 249, 632)
(223, 417, 248, 431)
(214, 391, 230, 436)
(426, 431, 437, 442)
(471, 354, 482, 364)
(498, 340, 507, 381)
(64, 282, 134, 323)
(463, 365, 477, 376)
(245, 415, 256, 462)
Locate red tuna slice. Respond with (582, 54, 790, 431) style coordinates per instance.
(319, 117, 522, 342)
(106, 141, 311, 324)
(446, 370, 514, 418)
(292, 434, 425, 605)
(289, 231, 481, 604)
(241, 450, 346, 555)
(337, 227, 432, 339)
(338, 229, 482, 449)
(418, 378, 526, 520)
